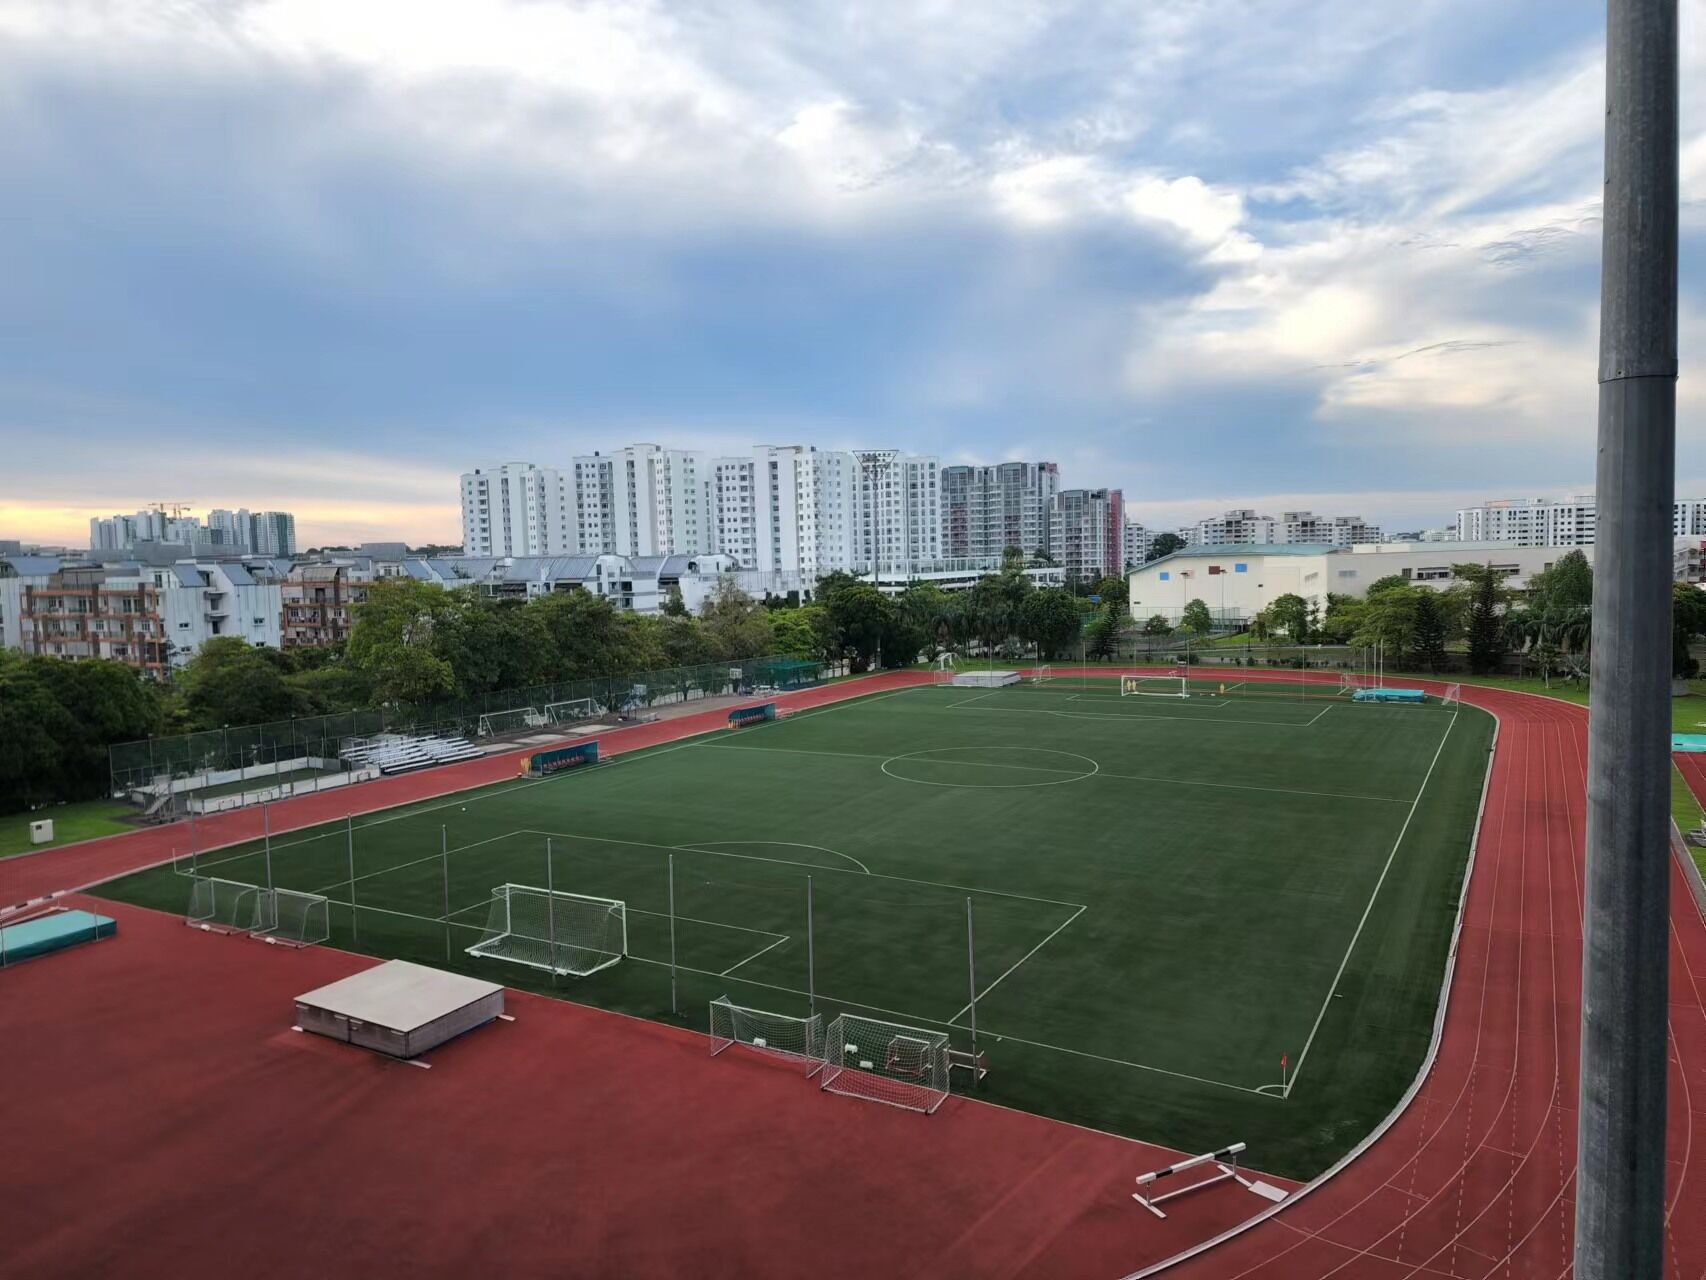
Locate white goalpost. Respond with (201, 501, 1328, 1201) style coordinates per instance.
(936, 653, 956, 684)
(466, 883, 626, 977)
(477, 707, 547, 737)
(253, 888, 331, 947)
(1030, 665, 1053, 684)
(544, 698, 596, 725)
(1441, 683, 1462, 706)
(1121, 674, 1188, 699)
(186, 876, 264, 934)
(708, 996, 825, 1074)
(820, 1013, 951, 1113)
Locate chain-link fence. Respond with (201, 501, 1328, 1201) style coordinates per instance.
(109, 654, 833, 797)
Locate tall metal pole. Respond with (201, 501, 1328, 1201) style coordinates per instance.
(667, 853, 678, 1015)
(346, 814, 358, 944)
(965, 897, 979, 1068)
(545, 837, 558, 984)
(1578, 3, 1677, 1276)
(441, 825, 452, 962)
(806, 876, 816, 1016)
(262, 800, 273, 893)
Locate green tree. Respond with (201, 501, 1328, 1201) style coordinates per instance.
(660, 584, 689, 618)
(698, 578, 774, 658)
(346, 579, 459, 703)
(1180, 598, 1213, 638)
(1093, 575, 1129, 608)
(1458, 563, 1510, 675)
(176, 636, 300, 728)
(823, 581, 894, 671)
(1141, 613, 1173, 637)
(1674, 582, 1706, 679)
(1145, 533, 1186, 562)
(1266, 593, 1308, 642)
(530, 592, 640, 680)
(1019, 589, 1083, 659)
(1410, 590, 1449, 672)
(770, 606, 834, 661)
(1084, 601, 1121, 661)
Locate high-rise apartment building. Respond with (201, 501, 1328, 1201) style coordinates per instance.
(853, 450, 941, 573)
(89, 507, 296, 555)
(250, 511, 298, 557)
(460, 463, 573, 557)
(1122, 520, 1154, 569)
(1048, 488, 1124, 581)
(1182, 508, 1381, 547)
(940, 462, 1059, 559)
(1457, 494, 1706, 547)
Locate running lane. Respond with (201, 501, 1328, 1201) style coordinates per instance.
(0, 671, 936, 909)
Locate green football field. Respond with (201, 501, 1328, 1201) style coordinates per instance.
(93, 676, 1494, 1177)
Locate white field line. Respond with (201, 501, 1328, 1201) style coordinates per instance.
(310, 829, 523, 897)
(521, 828, 1087, 911)
(680, 840, 871, 876)
(939, 702, 1327, 729)
(718, 932, 792, 976)
(948, 903, 1086, 1023)
(708, 741, 1412, 805)
(1283, 710, 1459, 1095)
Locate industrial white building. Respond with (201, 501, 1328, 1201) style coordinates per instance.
(1127, 540, 1600, 627)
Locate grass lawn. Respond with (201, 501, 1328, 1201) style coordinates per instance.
(95, 678, 1491, 1179)
(1672, 764, 1706, 882)
(0, 799, 135, 858)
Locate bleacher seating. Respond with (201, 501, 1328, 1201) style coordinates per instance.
(340, 733, 485, 775)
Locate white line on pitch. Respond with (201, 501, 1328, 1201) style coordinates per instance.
(948, 903, 1087, 1023)
(1284, 710, 1459, 1094)
(719, 933, 792, 976)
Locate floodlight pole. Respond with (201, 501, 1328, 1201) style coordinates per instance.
(965, 897, 979, 1069)
(1577, 3, 1677, 1277)
(545, 837, 558, 985)
(667, 853, 678, 1015)
(806, 875, 817, 1016)
(346, 814, 358, 944)
(441, 825, 452, 962)
(262, 800, 273, 893)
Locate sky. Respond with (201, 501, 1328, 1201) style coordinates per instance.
(2, 0, 1704, 549)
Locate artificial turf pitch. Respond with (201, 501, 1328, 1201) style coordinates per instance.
(94, 676, 1493, 1178)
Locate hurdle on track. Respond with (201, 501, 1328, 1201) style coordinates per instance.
(1131, 1143, 1249, 1218)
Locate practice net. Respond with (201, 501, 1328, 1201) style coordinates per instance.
(1030, 665, 1053, 684)
(1121, 674, 1188, 699)
(708, 997, 825, 1074)
(253, 888, 331, 947)
(477, 707, 547, 737)
(820, 1013, 950, 1113)
(545, 699, 597, 725)
(186, 876, 264, 934)
(466, 883, 626, 977)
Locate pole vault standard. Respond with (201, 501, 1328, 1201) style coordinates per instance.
(1577, 3, 1677, 1277)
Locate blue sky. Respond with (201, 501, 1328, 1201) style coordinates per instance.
(2, 0, 1703, 547)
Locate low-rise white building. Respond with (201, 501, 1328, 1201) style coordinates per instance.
(1127, 540, 1602, 627)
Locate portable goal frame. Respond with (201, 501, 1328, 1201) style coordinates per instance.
(708, 996, 825, 1075)
(1121, 674, 1188, 699)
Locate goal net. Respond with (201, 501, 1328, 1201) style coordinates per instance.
(186, 876, 264, 934)
(1030, 665, 1053, 684)
(545, 699, 597, 725)
(477, 707, 546, 737)
(820, 1013, 950, 1113)
(1441, 683, 1462, 706)
(1338, 673, 1374, 694)
(253, 888, 331, 947)
(1121, 675, 1188, 699)
(466, 883, 626, 977)
(708, 996, 825, 1074)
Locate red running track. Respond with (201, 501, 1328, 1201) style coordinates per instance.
(0, 671, 938, 910)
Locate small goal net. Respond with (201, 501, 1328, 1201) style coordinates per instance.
(253, 888, 331, 947)
(477, 707, 547, 737)
(545, 699, 597, 725)
(820, 1013, 950, 1113)
(1121, 674, 1188, 699)
(1441, 683, 1462, 706)
(1030, 665, 1053, 684)
(466, 883, 626, 977)
(708, 996, 825, 1074)
(186, 876, 264, 934)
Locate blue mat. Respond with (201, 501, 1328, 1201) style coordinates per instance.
(1672, 734, 1706, 753)
(1351, 687, 1427, 704)
(0, 909, 117, 966)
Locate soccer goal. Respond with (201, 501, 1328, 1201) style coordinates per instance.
(1441, 683, 1462, 706)
(186, 876, 264, 934)
(936, 653, 956, 685)
(544, 699, 597, 725)
(708, 996, 825, 1074)
(1121, 674, 1188, 699)
(1030, 665, 1053, 684)
(252, 888, 331, 948)
(820, 1013, 951, 1113)
(1338, 673, 1374, 695)
(466, 883, 626, 977)
(477, 707, 547, 738)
